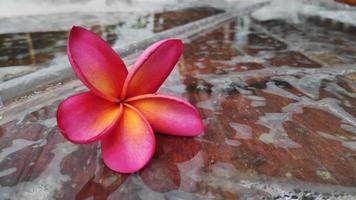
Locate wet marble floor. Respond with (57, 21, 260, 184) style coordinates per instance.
(1, 14, 356, 200)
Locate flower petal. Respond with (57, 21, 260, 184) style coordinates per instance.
(101, 104, 155, 173)
(57, 92, 123, 144)
(127, 94, 204, 136)
(121, 39, 183, 98)
(67, 26, 128, 102)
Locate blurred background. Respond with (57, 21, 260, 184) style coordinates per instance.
(0, 0, 355, 88)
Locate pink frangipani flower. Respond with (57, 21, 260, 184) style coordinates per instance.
(56, 26, 204, 173)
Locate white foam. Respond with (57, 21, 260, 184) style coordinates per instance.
(182, 161, 356, 199)
(229, 122, 253, 139)
(257, 112, 302, 149)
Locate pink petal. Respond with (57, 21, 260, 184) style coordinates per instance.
(57, 92, 123, 144)
(121, 39, 183, 98)
(67, 26, 128, 102)
(101, 104, 156, 173)
(127, 94, 204, 136)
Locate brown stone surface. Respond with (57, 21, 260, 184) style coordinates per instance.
(1, 16, 356, 200)
(153, 7, 224, 33)
(268, 51, 322, 68)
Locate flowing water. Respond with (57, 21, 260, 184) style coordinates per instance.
(1, 0, 356, 199)
(0, 5, 223, 83)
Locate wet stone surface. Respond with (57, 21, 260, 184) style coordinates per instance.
(0, 7, 223, 83)
(1, 16, 356, 199)
(152, 7, 224, 33)
(267, 51, 322, 68)
(256, 18, 356, 66)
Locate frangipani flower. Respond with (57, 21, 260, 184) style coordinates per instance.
(56, 26, 204, 173)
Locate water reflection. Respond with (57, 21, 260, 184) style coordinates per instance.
(1, 14, 356, 200)
(178, 18, 356, 198)
(0, 7, 223, 82)
(0, 31, 67, 68)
